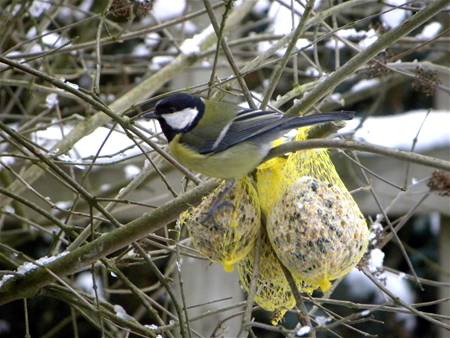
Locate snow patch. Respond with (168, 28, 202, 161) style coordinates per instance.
(42, 32, 69, 48)
(368, 248, 385, 272)
(381, 0, 410, 29)
(325, 29, 378, 50)
(132, 44, 150, 57)
(359, 30, 378, 49)
(374, 271, 416, 331)
(328, 93, 344, 106)
(296, 325, 311, 336)
(0, 154, 16, 168)
(145, 32, 161, 48)
(305, 67, 320, 77)
(75, 271, 104, 298)
(0, 274, 14, 289)
(351, 79, 379, 92)
(149, 55, 175, 70)
(180, 26, 214, 56)
(430, 212, 440, 235)
(340, 110, 450, 152)
(114, 304, 134, 321)
(29, 0, 52, 17)
(268, 0, 321, 36)
(416, 22, 442, 40)
(17, 251, 70, 274)
(33, 122, 160, 165)
(55, 200, 72, 210)
(315, 316, 331, 326)
(46, 93, 59, 108)
(153, 0, 186, 21)
(124, 164, 140, 179)
(361, 310, 371, 317)
(0, 251, 69, 288)
(64, 80, 79, 90)
(344, 269, 416, 331)
(145, 324, 159, 330)
(253, 0, 271, 14)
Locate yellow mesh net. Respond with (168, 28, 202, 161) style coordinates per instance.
(181, 176, 260, 272)
(255, 155, 287, 218)
(264, 128, 368, 291)
(283, 129, 347, 191)
(257, 129, 347, 213)
(238, 127, 368, 320)
(268, 176, 369, 291)
(237, 231, 314, 325)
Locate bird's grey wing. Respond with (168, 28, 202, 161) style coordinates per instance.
(196, 109, 287, 154)
(195, 109, 354, 154)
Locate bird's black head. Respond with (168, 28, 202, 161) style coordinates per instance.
(148, 93, 205, 141)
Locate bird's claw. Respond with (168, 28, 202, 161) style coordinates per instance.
(199, 180, 236, 228)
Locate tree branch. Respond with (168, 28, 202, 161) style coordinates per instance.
(266, 139, 450, 172)
(286, 0, 449, 115)
(0, 180, 218, 305)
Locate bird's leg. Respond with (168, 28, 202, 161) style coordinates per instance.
(200, 179, 236, 227)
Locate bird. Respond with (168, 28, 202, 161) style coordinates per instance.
(145, 93, 353, 179)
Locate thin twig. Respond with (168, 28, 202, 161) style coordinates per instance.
(238, 233, 261, 338)
(279, 264, 314, 336)
(203, 0, 256, 108)
(363, 268, 450, 330)
(260, 0, 314, 109)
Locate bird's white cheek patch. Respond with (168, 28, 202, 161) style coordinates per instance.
(162, 107, 198, 130)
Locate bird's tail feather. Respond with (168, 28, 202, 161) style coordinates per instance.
(283, 111, 354, 129)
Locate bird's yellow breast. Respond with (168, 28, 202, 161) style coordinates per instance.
(169, 135, 266, 179)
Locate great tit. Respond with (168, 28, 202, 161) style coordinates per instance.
(145, 93, 353, 179)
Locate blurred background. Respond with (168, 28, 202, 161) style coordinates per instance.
(0, 0, 449, 337)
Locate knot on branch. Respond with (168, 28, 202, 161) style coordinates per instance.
(366, 53, 392, 78)
(110, 0, 154, 18)
(428, 170, 450, 196)
(413, 66, 440, 96)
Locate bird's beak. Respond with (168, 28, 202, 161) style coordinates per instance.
(144, 111, 157, 119)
